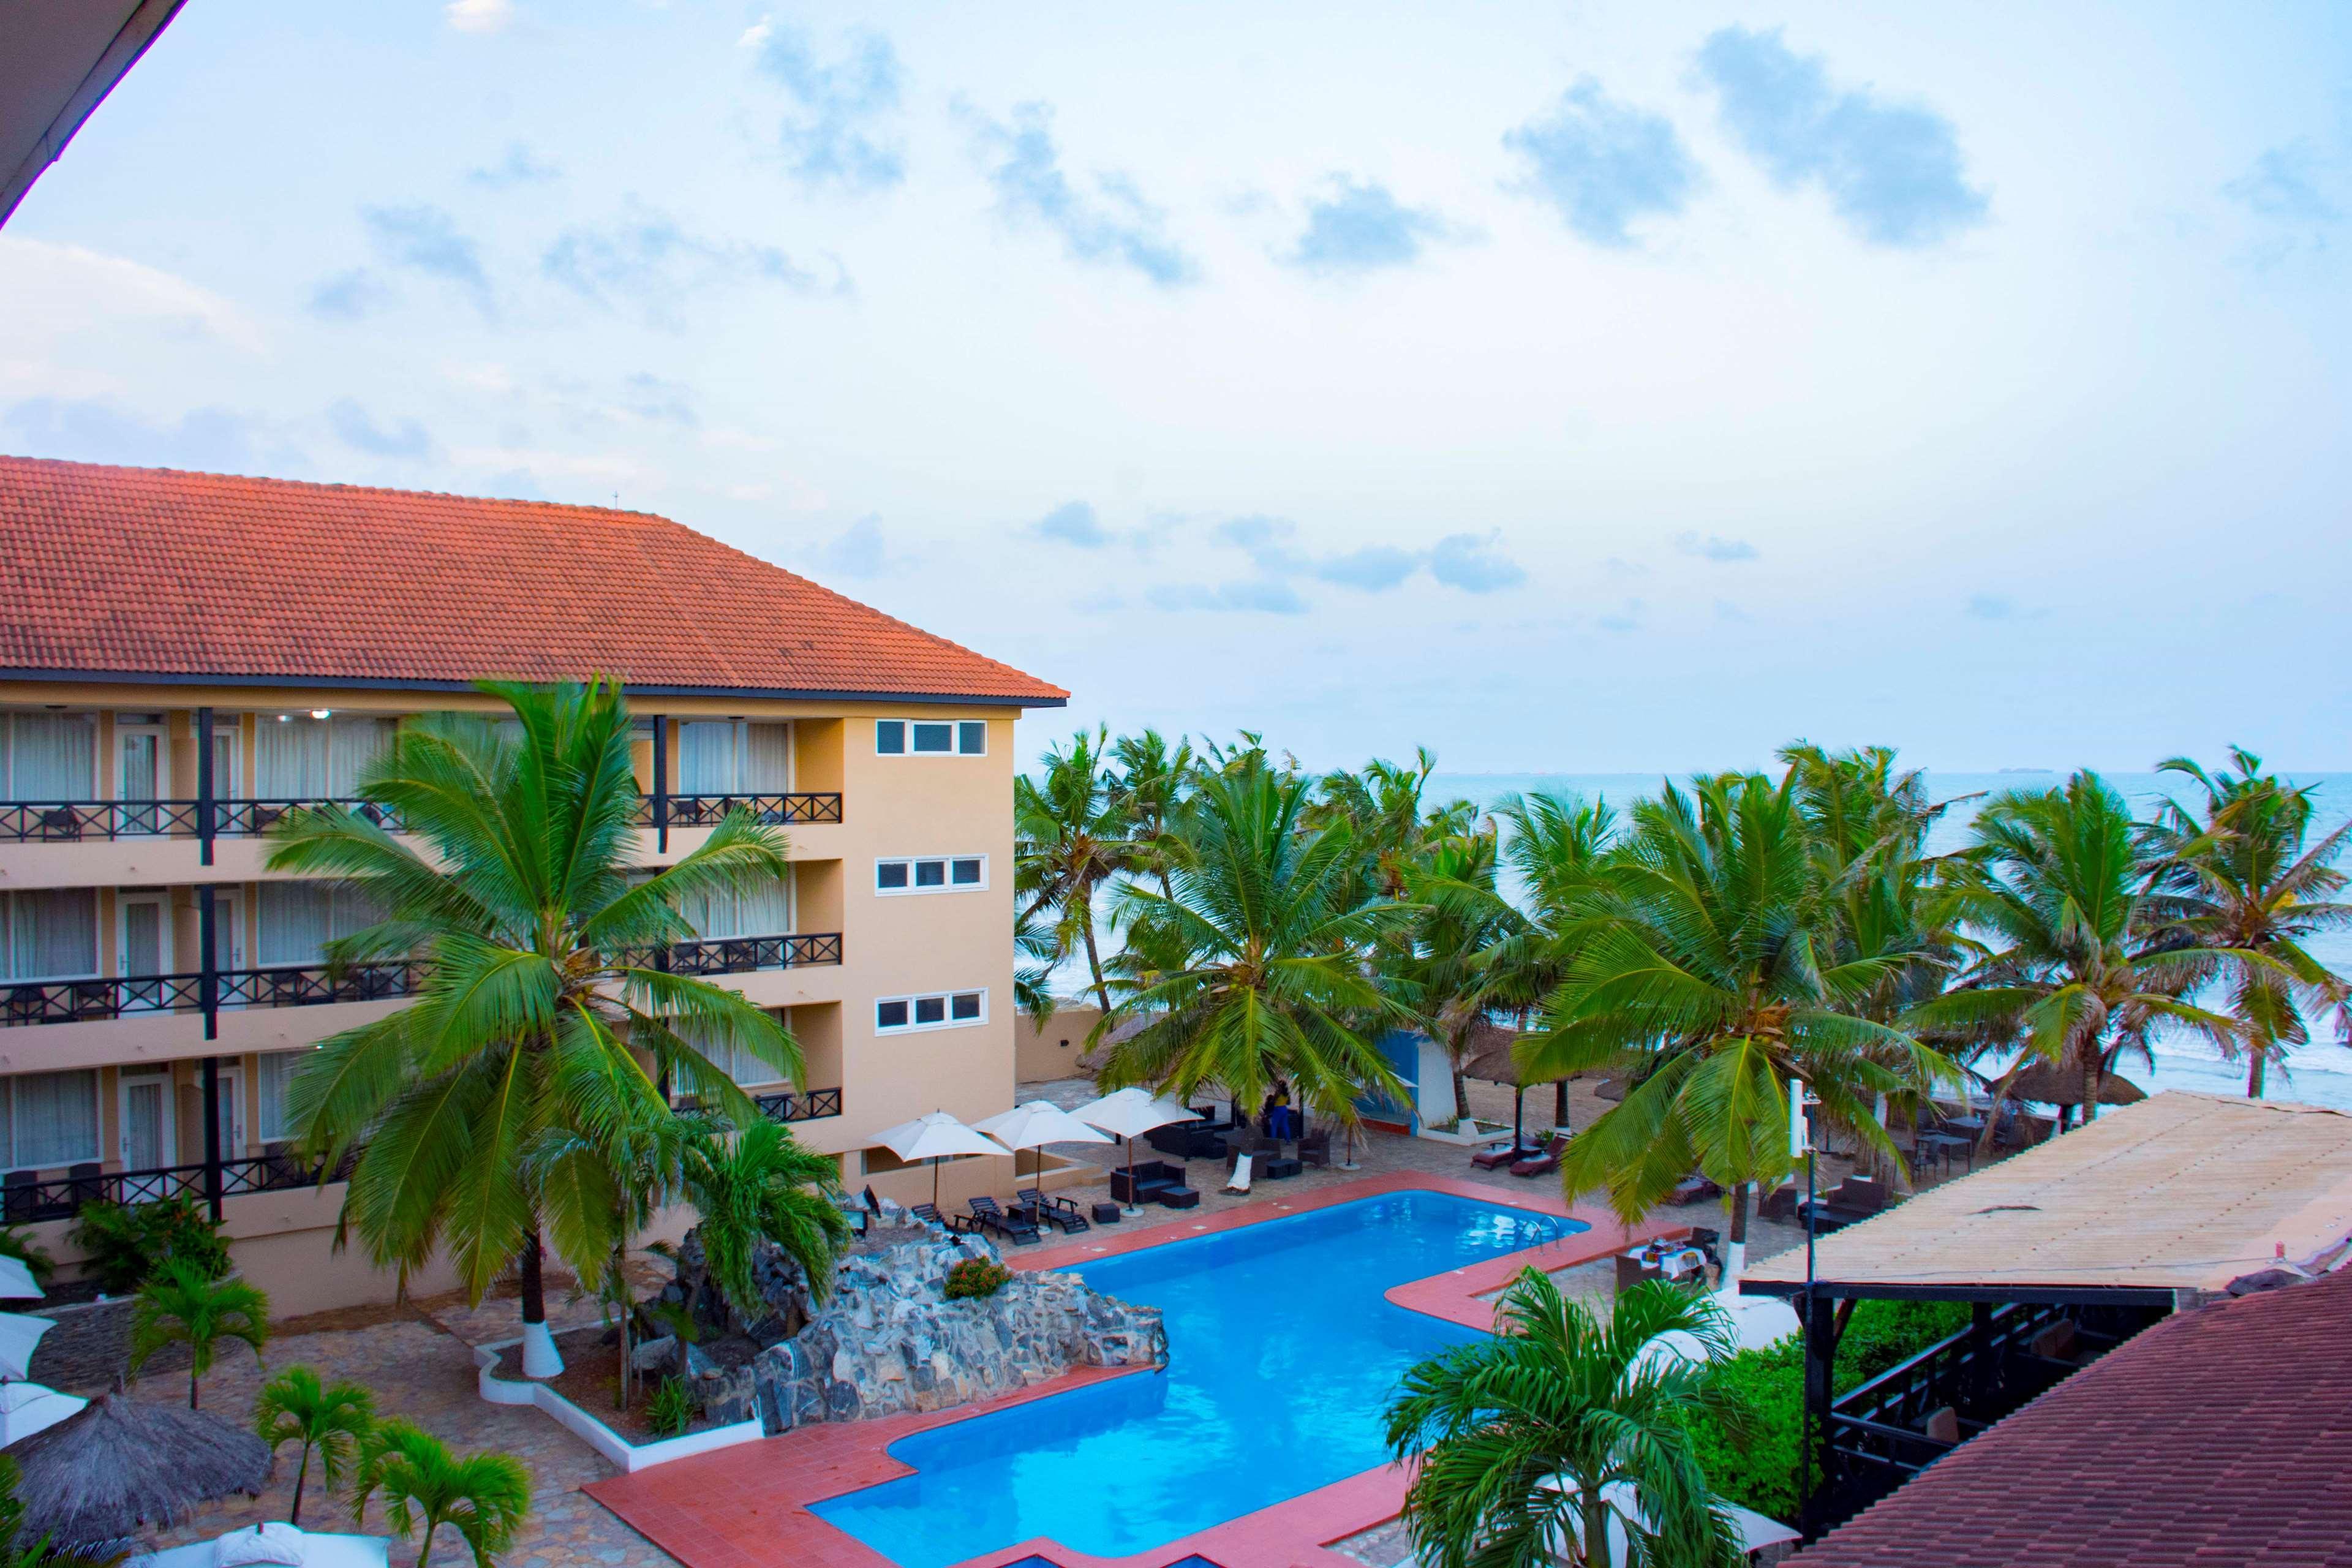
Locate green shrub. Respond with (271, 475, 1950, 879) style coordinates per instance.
(646, 1377, 697, 1438)
(72, 1196, 231, 1295)
(943, 1257, 1011, 1300)
(1676, 1298, 1972, 1521)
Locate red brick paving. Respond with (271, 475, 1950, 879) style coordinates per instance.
(587, 1174, 1687, 1568)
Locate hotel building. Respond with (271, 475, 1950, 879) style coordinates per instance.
(0, 454, 1065, 1311)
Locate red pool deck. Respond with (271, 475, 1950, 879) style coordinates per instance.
(587, 1172, 1683, 1568)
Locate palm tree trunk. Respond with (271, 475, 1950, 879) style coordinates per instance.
(521, 1229, 547, 1326)
(290, 1446, 311, 1527)
(1724, 1182, 1751, 1287)
(189, 1365, 200, 1411)
(417, 1517, 440, 1568)
(2248, 1042, 2269, 1099)
(1555, 1078, 1569, 1132)
(615, 1242, 631, 1413)
(1080, 909, 1112, 1014)
(1580, 1494, 1614, 1567)
(2081, 1052, 2104, 1125)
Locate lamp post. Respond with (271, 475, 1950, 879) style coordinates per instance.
(1792, 1077, 1825, 1540)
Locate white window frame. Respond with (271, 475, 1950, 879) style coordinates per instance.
(873, 718, 987, 758)
(873, 987, 988, 1035)
(874, 854, 989, 896)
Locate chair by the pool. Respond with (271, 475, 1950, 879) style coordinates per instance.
(911, 1202, 976, 1234)
(1223, 1153, 1253, 1194)
(1510, 1133, 1568, 1178)
(1296, 1128, 1331, 1168)
(1018, 1188, 1091, 1233)
(968, 1195, 1041, 1245)
(1471, 1140, 1526, 1170)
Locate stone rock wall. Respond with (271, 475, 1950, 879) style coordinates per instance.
(680, 1227, 1164, 1433)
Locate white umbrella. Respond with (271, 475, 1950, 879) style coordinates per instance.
(0, 1314, 55, 1382)
(0, 1382, 84, 1447)
(1632, 1287, 1801, 1379)
(1539, 1476, 1800, 1566)
(973, 1100, 1111, 1191)
(0, 1257, 42, 1302)
(872, 1110, 1010, 1210)
(1072, 1087, 1197, 1213)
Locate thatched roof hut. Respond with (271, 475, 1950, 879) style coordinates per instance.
(10, 1393, 271, 1550)
(1459, 1020, 1528, 1086)
(2005, 1061, 2147, 1109)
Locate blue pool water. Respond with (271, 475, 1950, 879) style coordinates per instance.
(812, 1192, 1578, 1567)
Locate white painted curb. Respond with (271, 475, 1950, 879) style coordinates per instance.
(473, 1338, 766, 1473)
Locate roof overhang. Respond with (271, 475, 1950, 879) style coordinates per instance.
(0, 666, 1065, 708)
(1, 0, 187, 228)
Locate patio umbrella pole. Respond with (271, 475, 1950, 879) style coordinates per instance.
(1125, 1135, 1141, 1216)
(1513, 1086, 1525, 1155)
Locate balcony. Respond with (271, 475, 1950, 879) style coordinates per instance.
(638, 793, 842, 828)
(0, 799, 400, 843)
(0, 936, 840, 1027)
(1, 1147, 359, 1224)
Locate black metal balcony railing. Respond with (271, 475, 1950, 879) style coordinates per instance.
(1, 935, 836, 1028)
(625, 931, 844, 976)
(754, 1085, 842, 1122)
(1, 960, 426, 1028)
(0, 1147, 360, 1226)
(214, 799, 403, 836)
(0, 800, 204, 842)
(637, 793, 843, 828)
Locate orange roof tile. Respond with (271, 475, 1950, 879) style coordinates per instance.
(0, 455, 1066, 705)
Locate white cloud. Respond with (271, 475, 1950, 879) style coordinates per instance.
(737, 17, 772, 50)
(445, 0, 513, 35)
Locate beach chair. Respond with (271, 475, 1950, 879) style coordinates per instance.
(1470, 1139, 1526, 1170)
(1296, 1128, 1332, 1168)
(1224, 1153, 1253, 1194)
(968, 1195, 1042, 1245)
(1510, 1133, 1568, 1178)
(911, 1202, 975, 1234)
(1019, 1187, 1091, 1234)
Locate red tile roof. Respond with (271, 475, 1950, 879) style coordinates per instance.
(1793, 1267, 2352, 1568)
(0, 454, 1066, 704)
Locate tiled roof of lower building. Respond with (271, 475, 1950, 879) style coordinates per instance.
(1792, 1264, 2352, 1567)
(0, 454, 1067, 704)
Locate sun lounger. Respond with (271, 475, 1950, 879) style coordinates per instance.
(1224, 1153, 1253, 1194)
(1471, 1140, 1528, 1170)
(968, 1195, 1041, 1245)
(130, 1531, 391, 1568)
(1510, 1133, 1568, 1178)
(911, 1202, 976, 1234)
(1670, 1174, 1722, 1205)
(1018, 1187, 1091, 1234)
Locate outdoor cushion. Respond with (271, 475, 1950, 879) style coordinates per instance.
(214, 1524, 307, 1567)
(1158, 1186, 1201, 1209)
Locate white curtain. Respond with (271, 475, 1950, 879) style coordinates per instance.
(258, 883, 381, 965)
(328, 718, 392, 795)
(7, 1071, 100, 1168)
(679, 722, 737, 793)
(668, 1016, 788, 1087)
(255, 716, 391, 798)
(2, 889, 98, 981)
(743, 723, 791, 790)
(257, 1050, 303, 1142)
(4, 714, 95, 800)
(681, 870, 793, 938)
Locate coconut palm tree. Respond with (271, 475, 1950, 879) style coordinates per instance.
(1313, 749, 1477, 907)
(681, 1118, 854, 1326)
(1093, 757, 1414, 1133)
(129, 1259, 270, 1411)
(1913, 772, 2246, 1122)
(352, 1421, 530, 1568)
(2146, 748, 2352, 1097)
(254, 1365, 376, 1526)
(268, 679, 804, 1373)
(1109, 727, 1197, 899)
(1386, 829, 1526, 1120)
(1016, 726, 1143, 1013)
(1523, 774, 1950, 1278)
(1385, 1271, 1748, 1568)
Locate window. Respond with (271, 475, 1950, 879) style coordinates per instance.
(679, 867, 794, 939)
(255, 714, 393, 798)
(678, 720, 791, 794)
(257, 1050, 307, 1143)
(1, 889, 98, 981)
(1, 712, 95, 801)
(874, 719, 986, 756)
(875, 988, 987, 1034)
(257, 883, 384, 967)
(665, 1014, 792, 1088)
(0, 1070, 101, 1170)
(875, 856, 988, 895)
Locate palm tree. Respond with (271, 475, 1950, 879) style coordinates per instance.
(2147, 748, 2352, 1097)
(129, 1259, 269, 1411)
(1385, 1271, 1747, 1568)
(1386, 829, 1526, 1121)
(1481, 791, 1624, 1126)
(1094, 757, 1414, 1134)
(269, 680, 804, 1374)
(1523, 774, 1950, 1279)
(681, 1118, 854, 1327)
(1016, 726, 1142, 1013)
(254, 1365, 376, 1526)
(352, 1420, 530, 1568)
(1913, 772, 2243, 1122)
(1313, 749, 1477, 907)
(1109, 727, 1196, 899)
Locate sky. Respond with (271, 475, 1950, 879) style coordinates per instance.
(4, 2, 2349, 773)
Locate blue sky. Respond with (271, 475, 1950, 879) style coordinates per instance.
(4, 2, 2349, 771)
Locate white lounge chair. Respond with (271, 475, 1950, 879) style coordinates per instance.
(1223, 1153, 1253, 1194)
(127, 1529, 391, 1568)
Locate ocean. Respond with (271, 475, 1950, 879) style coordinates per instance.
(1429, 770, 2352, 1112)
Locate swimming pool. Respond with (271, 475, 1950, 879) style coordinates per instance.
(811, 1191, 1579, 1567)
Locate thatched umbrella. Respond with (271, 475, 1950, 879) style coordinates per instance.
(1462, 1022, 1553, 1154)
(2005, 1061, 2147, 1109)
(10, 1393, 271, 1550)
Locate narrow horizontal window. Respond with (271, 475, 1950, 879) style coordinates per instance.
(957, 722, 987, 756)
(875, 855, 987, 895)
(911, 722, 953, 754)
(876, 861, 911, 891)
(875, 987, 988, 1033)
(914, 859, 946, 888)
(875, 720, 906, 755)
(949, 858, 983, 886)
